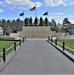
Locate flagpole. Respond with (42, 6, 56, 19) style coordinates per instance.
(35, 3, 36, 18)
(20, 11, 24, 30)
(47, 10, 49, 26)
(23, 11, 24, 28)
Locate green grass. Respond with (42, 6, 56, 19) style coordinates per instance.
(58, 40, 74, 55)
(0, 40, 14, 53)
(0, 40, 22, 61)
(0, 54, 3, 58)
(58, 40, 74, 49)
(0, 40, 14, 58)
(6, 41, 20, 55)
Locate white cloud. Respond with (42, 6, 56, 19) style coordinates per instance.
(69, 1, 74, 5)
(35, 2, 42, 7)
(4, 0, 42, 9)
(9, 6, 17, 10)
(0, 2, 4, 5)
(45, 0, 67, 7)
(49, 15, 65, 23)
(51, 15, 60, 18)
(18, 7, 28, 10)
(0, 9, 3, 13)
(49, 12, 64, 23)
(68, 15, 74, 18)
(53, 12, 63, 15)
(50, 12, 64, 19)
(49, 14, 74, 23)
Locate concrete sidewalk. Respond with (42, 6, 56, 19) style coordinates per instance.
(0, 40, 74, 74)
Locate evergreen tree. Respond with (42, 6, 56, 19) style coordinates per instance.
(11, 19, 17, 33)
(16, 18, 22, 31)
(25, 17, 28, 26)
(39, 17, 44, 26)
(34, 17, 38, 26)
(51, 19, 57, 27)
(50, 19, 57, 32)
(45, 17, 48, 26)
(63, 18, 71, 25)
(29, 17, 33, 26)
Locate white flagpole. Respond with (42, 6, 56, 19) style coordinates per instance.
(47, 10, 49, 26)
(35, 3, 36, 18)
(23, 11, 24, 28)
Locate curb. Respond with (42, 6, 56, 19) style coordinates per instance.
(47, 40, 74, 62)
(0, 41, 27, 72)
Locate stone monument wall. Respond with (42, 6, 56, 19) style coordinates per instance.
(10, 27, 64, 38)
(18, 27, 53, 38)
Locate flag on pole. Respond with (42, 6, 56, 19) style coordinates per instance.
(20, 12, 24, 27)
(20, 12, 24, 16)
(30, 6, 36, 11)
(43, 12, 48, 15)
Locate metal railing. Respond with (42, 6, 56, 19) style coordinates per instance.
(0, 36, 26, 62)
(48, 36, 74, 53)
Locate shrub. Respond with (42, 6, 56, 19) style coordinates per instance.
(6, 33, 10, 35)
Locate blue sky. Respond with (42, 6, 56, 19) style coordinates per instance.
(0, 0, 74, 23)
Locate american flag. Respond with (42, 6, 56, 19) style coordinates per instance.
(30, 6, 36, 11)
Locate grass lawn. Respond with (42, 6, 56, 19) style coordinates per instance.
(58, 40, 74, 55)
(0, 40, 21, 59)
(0, 40, 14, 53)
(58, 40, 74, 49)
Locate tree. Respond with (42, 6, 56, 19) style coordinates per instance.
(62, 18, 71, 29)
(29, 17, 33, 26)
(6, 20, 12, 34)
(39, 17, 44, 26)
(51, 19, 57, 27)
(1, 19, 7, 34)
(25, 17, 28, 26)
(63, 18, 71, 24)
(44, 17, 49, 26)
(11, 19, 17, 33)
(34, 17, 38, 26)
(49, 22, 52, 26)
(16, 18, 22, 31)
(62, 18, 71, 35)
(0, 20, 1, 25)
(6, 25, 12, 35)
(7, 20, 11, 26)
(50, 19, 57, 32)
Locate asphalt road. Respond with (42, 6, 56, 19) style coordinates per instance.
(0, 40, 74, 74)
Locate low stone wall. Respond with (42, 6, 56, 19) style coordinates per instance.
(0, 36, 15, 40)
(10, 33, 19, 38)
(58, 35, 74, 40)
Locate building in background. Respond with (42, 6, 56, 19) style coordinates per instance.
(0, 27, 3, 35)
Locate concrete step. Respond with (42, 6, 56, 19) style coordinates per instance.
(18, 27, 54, 38)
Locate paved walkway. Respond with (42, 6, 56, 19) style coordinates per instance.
(0, 40, 74, 74)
